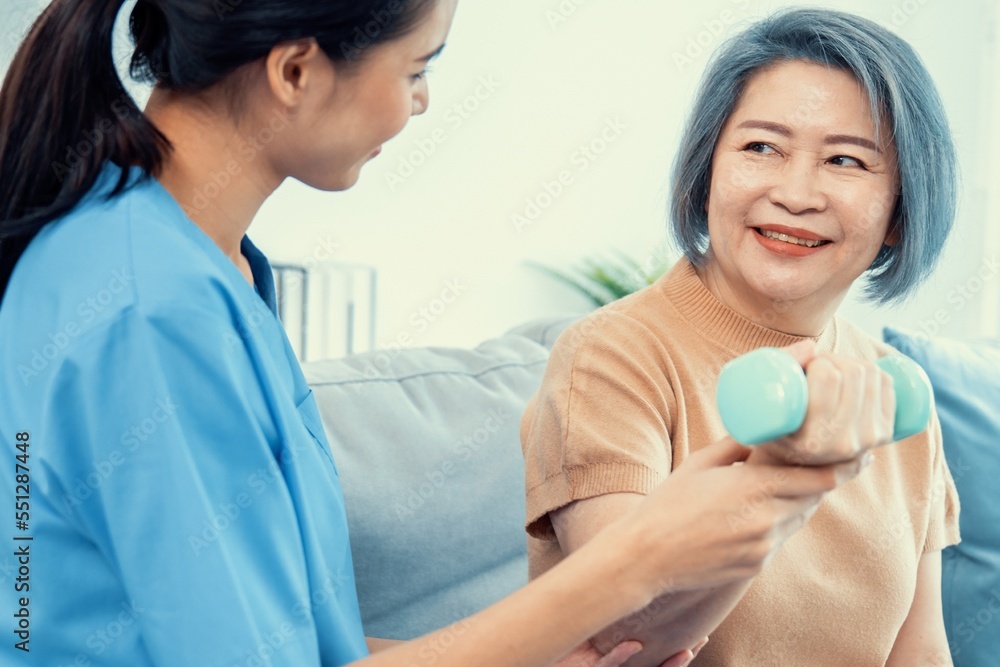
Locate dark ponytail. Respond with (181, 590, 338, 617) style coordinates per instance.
(0, 0, 169, 304)
(0, 0, 436, 304)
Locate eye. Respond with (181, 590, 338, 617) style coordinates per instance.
(744, 142, 778, 155)
(829, 155, 866, 169)
(411, 66, 433, 82)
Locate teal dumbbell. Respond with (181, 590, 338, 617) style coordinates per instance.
(716, 348, 933, 446)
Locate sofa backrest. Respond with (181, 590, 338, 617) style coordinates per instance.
(884, 327, 1000, 666)
(303, 317, 577, 639)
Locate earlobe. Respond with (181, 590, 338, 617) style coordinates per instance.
(884, 221, 901, 247)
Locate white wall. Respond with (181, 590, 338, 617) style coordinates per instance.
(982, 0, 1000, 336)
(3, 0, 998, 352)
(255, 0, 1000, 350)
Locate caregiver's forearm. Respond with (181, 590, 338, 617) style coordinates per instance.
(365, 638, 404, 653)
(553, 493, 753, 667)
(351, 514, 657, 667)
(590, 580, 751, 666)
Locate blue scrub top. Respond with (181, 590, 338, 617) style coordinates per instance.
(0, 163, 369, 666)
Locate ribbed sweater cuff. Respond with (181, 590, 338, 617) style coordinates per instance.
(525, 462, 665, 540)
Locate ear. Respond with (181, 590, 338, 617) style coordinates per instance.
(884, 220, 901, 247)
(264, 39, 325, 109)
(884, 196, 903, 247)
(703, 165, 715, 213)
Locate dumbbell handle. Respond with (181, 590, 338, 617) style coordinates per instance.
(717, 348, 933, 446)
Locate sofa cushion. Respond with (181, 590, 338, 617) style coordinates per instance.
(505, 314, 581, 350)
(302, 333, 552, 639)
(883, 327, 1000, 665)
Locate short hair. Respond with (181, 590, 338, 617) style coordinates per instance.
(669, 7, 957, 306)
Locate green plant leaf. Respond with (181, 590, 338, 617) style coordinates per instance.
(525, 261, 613, 308)
(528, 250, 675, 308)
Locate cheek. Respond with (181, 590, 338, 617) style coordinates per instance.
(374, 84, 415, 138)
(841, 186, 898, 249)
(707, 161, 759, 229)
(712, 152, 773, 202)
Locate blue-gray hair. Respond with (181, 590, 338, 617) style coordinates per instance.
(670, 7, 957, 305)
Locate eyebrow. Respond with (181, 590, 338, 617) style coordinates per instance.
(735, 120, 880, 153)
(416, 43, 446, 63)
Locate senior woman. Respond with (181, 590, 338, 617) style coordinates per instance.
(522, 8, 960, 667)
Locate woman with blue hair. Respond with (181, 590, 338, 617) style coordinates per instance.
(523, 8, 960, 666)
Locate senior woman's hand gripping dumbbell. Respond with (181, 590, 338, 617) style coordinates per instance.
(717, 347, 933, 462)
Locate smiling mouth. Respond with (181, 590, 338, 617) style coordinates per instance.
(754, 228, 831, 248)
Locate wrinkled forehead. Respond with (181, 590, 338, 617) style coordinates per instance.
(727, 58, 896, 154)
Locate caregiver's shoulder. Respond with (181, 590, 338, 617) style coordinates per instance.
(14, 172, 242, 323)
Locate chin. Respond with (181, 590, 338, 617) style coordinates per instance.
(299, 168, 363, 193)
(742, 270, 816, 304)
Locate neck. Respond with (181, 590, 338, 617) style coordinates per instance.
(143, 88, 283, 267)
(696, 261, 843, 337)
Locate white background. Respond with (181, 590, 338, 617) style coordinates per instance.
(3, 0, 999, 353)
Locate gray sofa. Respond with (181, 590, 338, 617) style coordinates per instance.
(302, 317, 1000, 666)
(302, 316, 574, 640)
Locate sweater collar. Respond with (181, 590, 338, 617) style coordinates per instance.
(658, 257, 838, 356)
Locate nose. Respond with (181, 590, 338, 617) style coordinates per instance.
(768, 158, 827, 214)
(412, 85, 429, 117)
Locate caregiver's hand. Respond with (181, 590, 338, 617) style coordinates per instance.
(756, 340, 896, 467)
(614, 432, 868, 594)
(556, 638, 708, 667)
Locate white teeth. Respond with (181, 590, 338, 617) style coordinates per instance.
(759, 229, 825, 248)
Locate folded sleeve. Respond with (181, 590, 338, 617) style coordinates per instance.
(521, 310, 675, 540)
(48, 302, 327, 666)
(922, 413, 961, 554)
